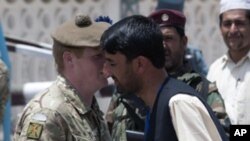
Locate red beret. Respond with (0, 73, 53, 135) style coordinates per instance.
(149, 9, 186, 29)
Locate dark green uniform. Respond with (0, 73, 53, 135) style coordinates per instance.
(0, 59, 9, 123)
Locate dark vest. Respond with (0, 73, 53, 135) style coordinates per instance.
(146, 77, 228, 141)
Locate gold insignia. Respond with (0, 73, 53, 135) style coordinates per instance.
(27, 122, 43, 139)
(161, 14, 169, 22)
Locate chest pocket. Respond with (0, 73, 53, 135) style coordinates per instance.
(66, 111, 101, 141)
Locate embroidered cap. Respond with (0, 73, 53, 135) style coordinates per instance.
(148, 9, 186, 29)
(51, 13, 110, 48)
(220, 0, 250, 14)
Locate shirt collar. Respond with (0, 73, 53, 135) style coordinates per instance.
(221, 50, 250, 67)
(56, 75, 95, 115)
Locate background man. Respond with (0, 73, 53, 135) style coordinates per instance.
(207, 0, 250, 124)
(149, 8, 229, 131)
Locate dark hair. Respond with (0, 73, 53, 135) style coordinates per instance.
(166, 25, 185, 37)
(101, 15, 165, 69)
(219, 9, 250, 26)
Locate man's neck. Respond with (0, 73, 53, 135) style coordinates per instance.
(229, 47, 250, 63)
(138, 69, 168, 110)
(63, 74, 94, 107)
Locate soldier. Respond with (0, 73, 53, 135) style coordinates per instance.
(149, 9, 230, 132)
(106, 9, 229, 141)
(0, 58, 9, 123)
(13, 14, 111, 140)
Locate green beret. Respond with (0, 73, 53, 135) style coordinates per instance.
(51, 14, 110, 48)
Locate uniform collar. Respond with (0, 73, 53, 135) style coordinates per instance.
(56, 75, 101, 115)
(168, 61, 193, 78)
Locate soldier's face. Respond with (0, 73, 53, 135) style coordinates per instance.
(103, 52, 141, 94)
(220, 9, 250, 53)
(72, 47, 108, 91)
(161, 27, 187, 73)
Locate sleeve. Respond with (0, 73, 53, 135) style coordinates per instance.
(169, 94, 222, 141)
(0, 59, 9, 122)
(13, 108, 67, 141)
(207, 64, 215, 82)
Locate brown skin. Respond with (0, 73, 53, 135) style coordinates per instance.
(161, 26, 188, 73)
(103, 52, 167, 109)
(220, 9, 250, 63)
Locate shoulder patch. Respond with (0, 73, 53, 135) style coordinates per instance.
(32, 113, 47, 122)
(27, 122, 43, 139)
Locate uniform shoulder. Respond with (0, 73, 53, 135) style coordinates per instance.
(0, 59, 8, 74)
(177, 71, 202, 85)
(26, 83, 67, 112)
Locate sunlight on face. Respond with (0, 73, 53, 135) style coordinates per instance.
(220, 10, 250, 52)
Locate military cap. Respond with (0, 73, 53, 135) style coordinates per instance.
(149, 9, 186, 29)
(220, 0, 250, 14)
(51, 14, 110, 48)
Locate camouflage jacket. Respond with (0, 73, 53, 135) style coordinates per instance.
(13, 76, 111, 141)
(0, 59, 9, 123)
(106, 64, 229, 141)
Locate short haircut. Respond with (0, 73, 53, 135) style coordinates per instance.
(101, 15, 165, 69)
(52, 40, 84, 74)
(163, 25, 185, 37)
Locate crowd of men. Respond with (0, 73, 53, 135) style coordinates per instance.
(1, 0, 250, 140)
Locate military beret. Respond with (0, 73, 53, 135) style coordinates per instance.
(149, 9, 186, 29)
(51, 14, 110, 48)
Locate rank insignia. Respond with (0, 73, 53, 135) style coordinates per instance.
(161, 13, 169, 22)
(27, 122, 43, 139)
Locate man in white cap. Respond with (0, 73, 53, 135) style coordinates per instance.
(13, 14, 111, 140)
(207, 0, 250, 125)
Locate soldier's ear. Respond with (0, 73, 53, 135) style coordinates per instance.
(63, 51, 74, 66)
(182, 36, 188, 49)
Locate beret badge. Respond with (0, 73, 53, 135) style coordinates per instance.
(75, 14, 92, 27)
(161, 13, 169, 22)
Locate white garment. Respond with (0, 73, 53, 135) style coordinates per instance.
(207, 52, 250, 124)
(220, 0, 250, 14)
(169, 94, 222, 141)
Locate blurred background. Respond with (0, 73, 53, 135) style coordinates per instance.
(0, 0, 226, 140)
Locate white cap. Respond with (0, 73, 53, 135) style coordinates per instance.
(220, 0, 250, 14)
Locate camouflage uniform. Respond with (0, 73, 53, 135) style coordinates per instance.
(106, 62, 228, 141)
(0, 59, 9, 123)
(13, 76, 111, 141)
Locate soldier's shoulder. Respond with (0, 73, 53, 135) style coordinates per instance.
(177, 71, 202, 83)
(14, 106, 65, 140)
(25, 84, 67, 112)
(0, 59, 7, 73)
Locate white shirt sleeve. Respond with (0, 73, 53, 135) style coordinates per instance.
(169, 94, 222, 141)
